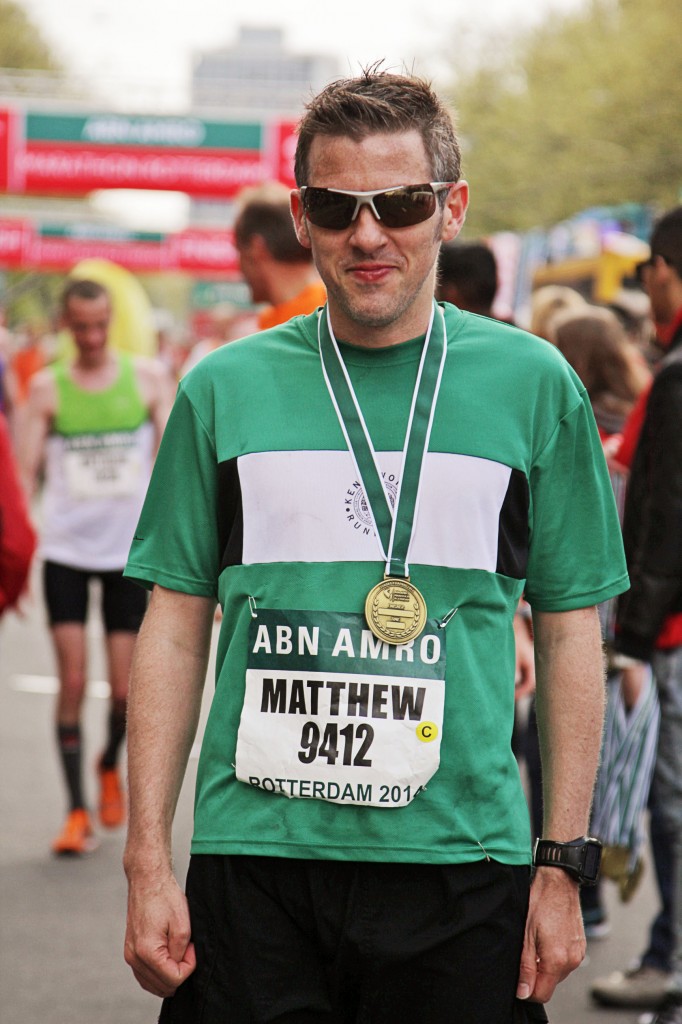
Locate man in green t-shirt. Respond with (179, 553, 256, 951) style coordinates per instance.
(123, 69, 628, 1024)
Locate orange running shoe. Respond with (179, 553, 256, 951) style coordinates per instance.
(52, 808, 99, 856)
(98, 763, 126, 828)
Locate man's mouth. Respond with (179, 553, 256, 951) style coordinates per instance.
(347, 263, 397, 283)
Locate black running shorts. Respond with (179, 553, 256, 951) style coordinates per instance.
(159, 854, 545, 1024)
(43, 560, 147, 633)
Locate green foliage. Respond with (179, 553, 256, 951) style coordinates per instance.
(448, 0, 682, 235)
(0, 0, 60, 71)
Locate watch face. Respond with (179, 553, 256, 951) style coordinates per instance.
(583, 843, 601, 880)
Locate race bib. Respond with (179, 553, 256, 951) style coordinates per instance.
(63, 432, 142, 499)
(235, 609, 446, 808)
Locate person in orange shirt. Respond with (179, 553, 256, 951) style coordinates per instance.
(234, 183, 326, 328)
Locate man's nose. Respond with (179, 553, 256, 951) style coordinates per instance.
(348, 204, 388, 249)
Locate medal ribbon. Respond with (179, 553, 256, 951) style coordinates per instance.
(318, 301, 447, 578)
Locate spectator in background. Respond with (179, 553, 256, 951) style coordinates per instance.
(553, 306, 655, 939)
(234, 182, 326, 328)
(0, 306, 13, 415)
(180, 303, 258, 378)
(0, 410, 36, 619)
(609, 287, 654, 353)
(9, 323, 47, 404)
(19, 279, 174, 857)
(436, 239, 537, 814)
(552, 306, 650, 441)
(436, 240, 498, 317)
(530, 284, 588, 342)
(5, 322, 50, 443)
(591, 207, 682, 1023)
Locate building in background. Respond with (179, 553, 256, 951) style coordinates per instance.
(192, 26, 339, 118)
(189, 26, 339, 233)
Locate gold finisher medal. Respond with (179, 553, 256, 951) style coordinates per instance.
(365, 577, 427, 645)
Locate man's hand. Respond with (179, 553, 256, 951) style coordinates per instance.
(124, 870, 196, 998)
(517, 868, 585, 1003)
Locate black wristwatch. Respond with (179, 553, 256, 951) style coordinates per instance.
(533, 836, 602, 886)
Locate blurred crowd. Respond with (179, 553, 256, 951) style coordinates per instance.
(1, 185, 682, 1022)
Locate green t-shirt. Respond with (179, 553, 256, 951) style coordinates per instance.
(126, 304, 628, 865)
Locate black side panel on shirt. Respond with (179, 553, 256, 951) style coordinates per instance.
(496, 468, 529, 579)
(218, 458, 244, 570)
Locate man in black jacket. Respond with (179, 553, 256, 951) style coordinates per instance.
(614, 207, 682, 1024)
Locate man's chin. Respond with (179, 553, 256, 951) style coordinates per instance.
(336, 294, 407, 331)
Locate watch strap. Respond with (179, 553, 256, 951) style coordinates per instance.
(533, 836, 602, 885)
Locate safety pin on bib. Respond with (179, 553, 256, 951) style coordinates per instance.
(438, 607, 458, 629)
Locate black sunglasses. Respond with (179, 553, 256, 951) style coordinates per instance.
(635, 256, 655, 284)
(635, 253, 672, 285)
(299, 182, 454, 231)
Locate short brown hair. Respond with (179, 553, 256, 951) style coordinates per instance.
(294, 67, 461, 187)
(650, 206, 682, 278)
(553, 307, 647, 409)
(61, 278, 110, 314)
(234, 196, 312, 264)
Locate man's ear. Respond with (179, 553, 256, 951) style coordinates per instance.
(247, 235, 271, 261)
(290, 190, 312, 249)
(441, 181, 469, 244)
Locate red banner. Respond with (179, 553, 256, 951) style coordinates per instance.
(0, 218, 241, 276)
(0, 110, 10, 192)
(0, 108, 298, 198)
(19, 142, 268, 198)
(0, 217, 26, 267)
(269, 120, 298, 190)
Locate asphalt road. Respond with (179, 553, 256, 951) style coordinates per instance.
(0, 570, 664, 1024)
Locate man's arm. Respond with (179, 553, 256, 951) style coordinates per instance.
(123, 585, 215, 997)
(517, 606, 605, 1004)
(133, 358, 175, 454)
(17, 369, 55, 497)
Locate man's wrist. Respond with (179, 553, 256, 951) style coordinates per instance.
(533, 836, 602, 886)
(123, 843, 174, 881)
(532, 864, 580, 888)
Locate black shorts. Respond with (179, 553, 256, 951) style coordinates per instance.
(43, 560, 147, 633)
(160, 854, 546, 1024)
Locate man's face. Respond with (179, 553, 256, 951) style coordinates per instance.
(291, 130, 468, 344)
(237, 237, 269, 305)
(63, 294, 111, 362)
(641, 255, 675, 325)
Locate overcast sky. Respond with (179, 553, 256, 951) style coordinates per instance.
(22, 0, 588, 107)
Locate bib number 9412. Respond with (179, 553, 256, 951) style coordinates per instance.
(298, 721, 374, 767)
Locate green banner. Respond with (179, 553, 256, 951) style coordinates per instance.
(26, 113, 263, 151)
(40, 223, 165, 243)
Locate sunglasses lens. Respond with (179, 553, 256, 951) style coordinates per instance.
(302, 184, 445, 230)
(376, 186, 438, 227)
(635, 258, 652, 284)
(303, 189, 357, 229)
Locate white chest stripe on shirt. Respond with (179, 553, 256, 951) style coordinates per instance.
(238, 449, 513, 572)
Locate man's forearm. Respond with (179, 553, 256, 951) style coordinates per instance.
(516, 606, 605, 1003)
(123, 586, 215, 879)
(532, 606, 605, 839)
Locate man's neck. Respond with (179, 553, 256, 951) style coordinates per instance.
(267, 265, 320, 308)
(327, 298, 435, 349)
(72, 349, 116, 376)
(657, 305, 682, 348)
